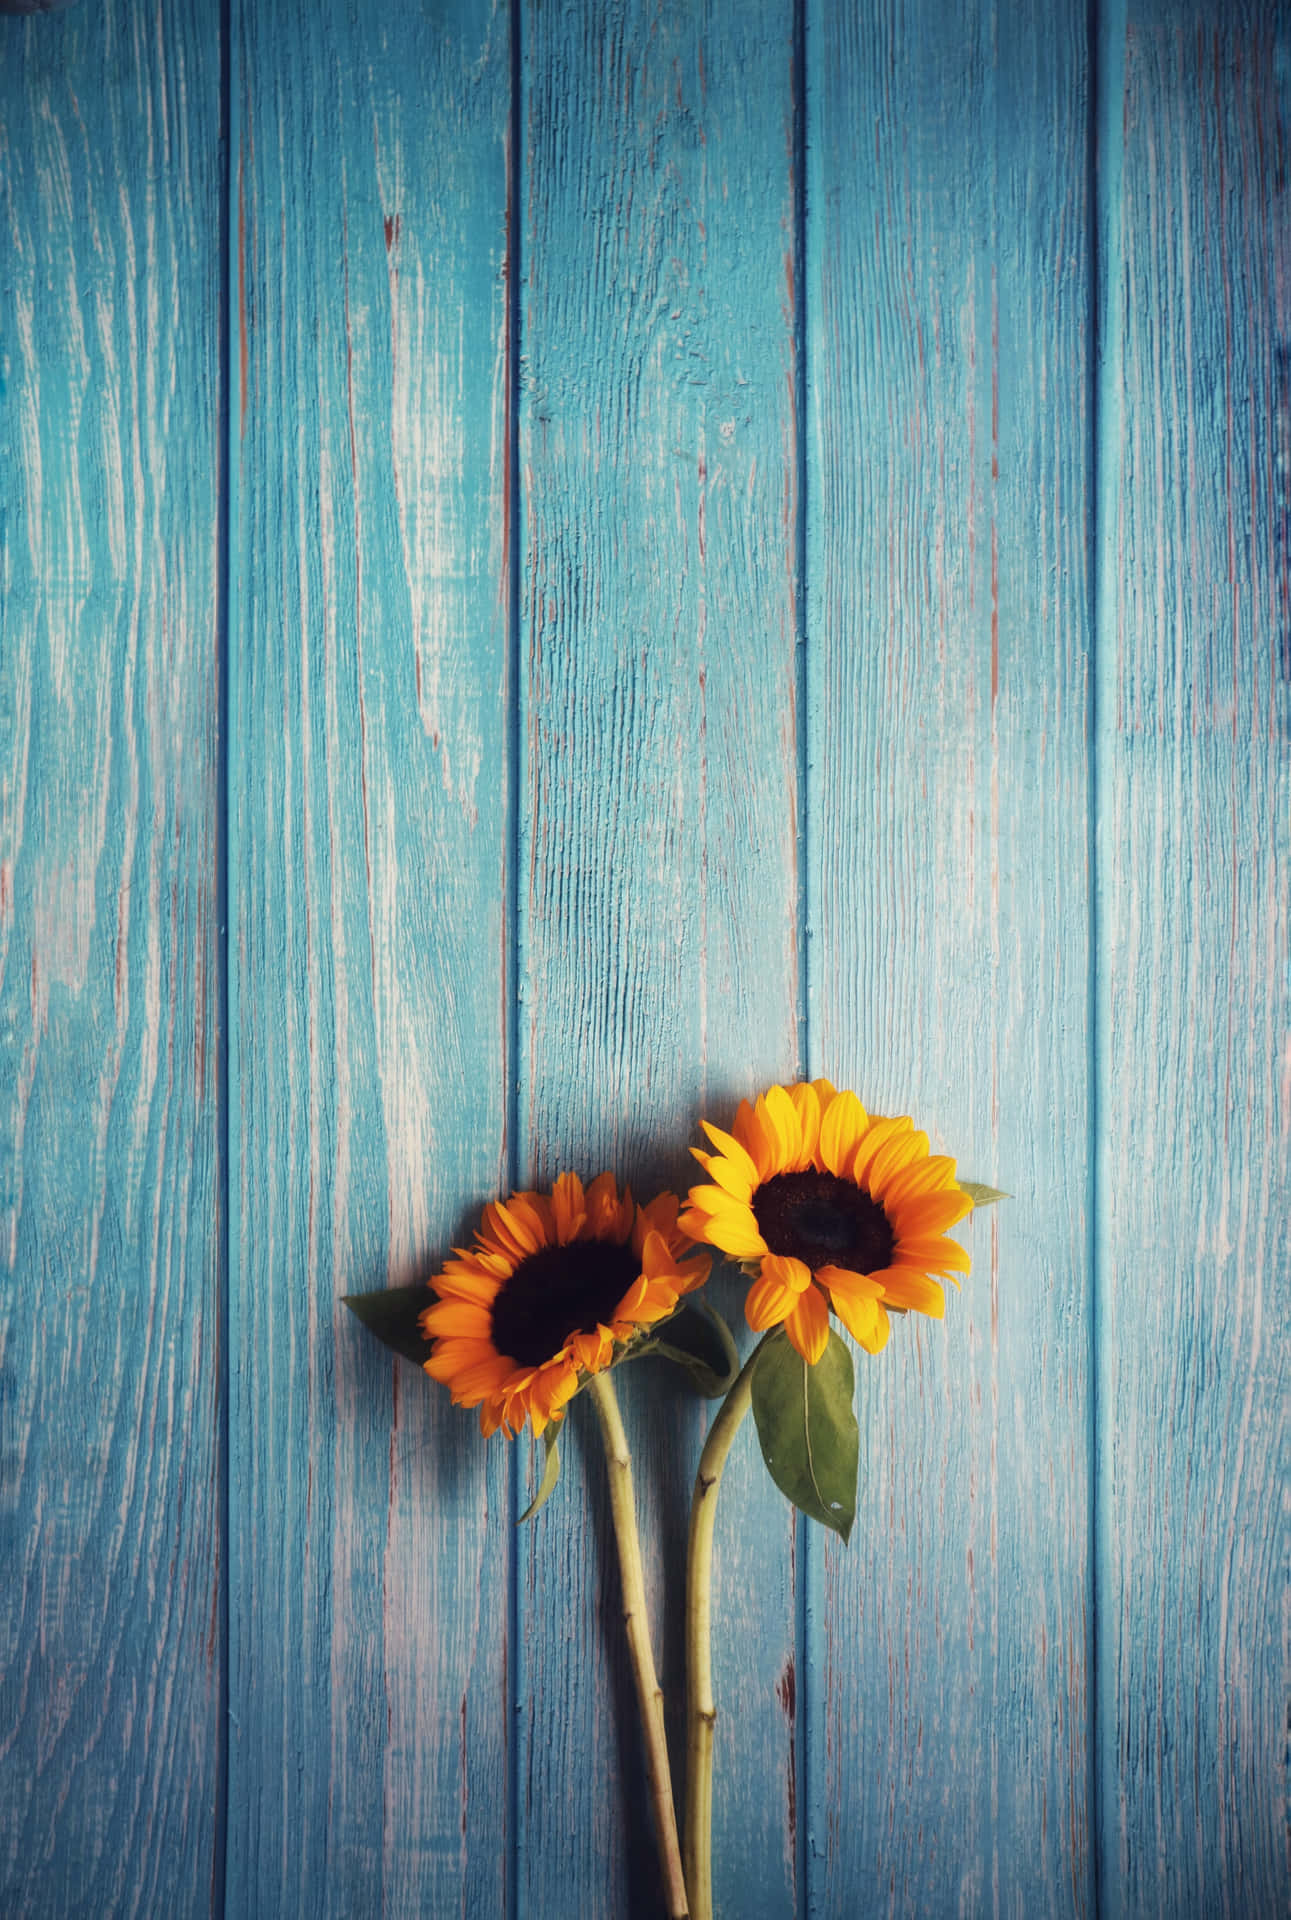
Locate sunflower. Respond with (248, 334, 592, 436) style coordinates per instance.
(678, 1079, 972, 1366)
(420, 1171, 711, 1438)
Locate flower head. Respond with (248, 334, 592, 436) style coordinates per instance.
(679, 1079, 971, 1364)
(421, 1171, 710, 1437)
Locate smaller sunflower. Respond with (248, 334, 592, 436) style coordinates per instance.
(678, 1080, 972, 1365)
(421, 1171, 711, 1438)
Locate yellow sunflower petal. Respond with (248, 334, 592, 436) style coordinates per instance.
(892, 1188, 973, 1238)
(762, 1084, 806, 1169)
(819, 1088, 867, 1176)
(753, 1089, 797, 1175)
(699, 1121, 761, 1192)
(684, 1183, 758, 1225)
(788, 1081, 823, 1163)
(868, 1128, 930, 1197)
(829, 1284, 884, 1347)
(732, 1097, 777, 1181)
(856, 1300, 891, 1354)
(871, 1266, 945, 1317)
(689, 1145, 755, 1203)
(810, 1076, 837, 1107)
(879, 1153, 960, 1206)
(784, 1284, 830, 1364)
(692, 1211, 770, 1260)
(762, 1252, 814, 1295)
(850, 1115, 912, 1188)
(816, 1263, 886, 1303)
(744, 1271, 798, 1331)
(892, 1234, 972, 1276)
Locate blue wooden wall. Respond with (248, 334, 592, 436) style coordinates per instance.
(1, 1, 1285, 1915)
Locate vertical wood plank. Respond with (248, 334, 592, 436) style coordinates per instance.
(1095, 5, 1288, 1910)
(517, 1, 802, 1911)
(226, 4, 514, 1912)
(0, 5, 225, 1914)
(807, 1, 1093, 1912)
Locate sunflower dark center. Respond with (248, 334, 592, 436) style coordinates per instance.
(755, 1170, 894, 1276)
(489, 1240, 640, 1369)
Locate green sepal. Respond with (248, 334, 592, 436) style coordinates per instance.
(342, 1285, 433, 1368)
(518, 1430, 561, 1523)
(648, 1300, 740, 1397)
(750, 1329, 859, 1544)
(960, 1181, 1010, 1209)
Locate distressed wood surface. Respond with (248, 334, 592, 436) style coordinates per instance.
(225, 3, 514, 1915)
(2, 0, 1287, 1915)
(0, 4, 225, 1915)
(516, 2, 803, 1912)
(1094, 4, 1288, 1912)
(806, 1, 1094, 1912)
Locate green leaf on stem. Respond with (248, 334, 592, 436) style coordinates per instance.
(750, 1329, 859, 1543)
(342, 1285, 433, 1367)
(518, 1430, 561, 1523)
(960, 1181, 1010, 1209)
(649, 1300, 740, 1396)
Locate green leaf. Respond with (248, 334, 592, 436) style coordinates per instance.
(649, 1300, 740, 1396)
(518, 1431, 561, 1523)
(961, 1181, 1010, 1209)
(342, 1285, 433, 1367)
(751, 1329, 859, 1543)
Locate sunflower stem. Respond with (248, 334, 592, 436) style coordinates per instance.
(587, 1371, 690, 1920)
(683, 1334, 771, 1920)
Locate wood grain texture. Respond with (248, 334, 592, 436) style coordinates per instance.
(516, 2, 804, 1912)
(0, 4, 225, 1914)
(806, 1, 1094, 1913)
(1094, 4, 1289, 1911)
(225, 3, 514, 1913)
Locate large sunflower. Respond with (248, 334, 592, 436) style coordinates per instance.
(678, 1079, 971, 1365)
(421, 1171, 711, 1438)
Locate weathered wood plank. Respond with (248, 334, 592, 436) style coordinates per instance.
(516, 1, 803, 1912)
(225, 3, 514, 1913)
(0, 5, 225, 1914)
(1094, 5, 1288, 1911)
(806, 1, 1093, 1912)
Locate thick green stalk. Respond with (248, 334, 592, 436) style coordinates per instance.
(587, 1371, 689, 1920)
(683, 1336, 769, 1920)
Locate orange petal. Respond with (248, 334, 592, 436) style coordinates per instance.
(784, 1285, 830, 1364)
(819, 1089, 867, 1177)
(762, 1252, 814, 1295)
(431, 1264, 502, 1306)
(744, 1271, 798, 1331)
(421, 1299, 492, 1339)
(551, 1171, 587, 1245)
